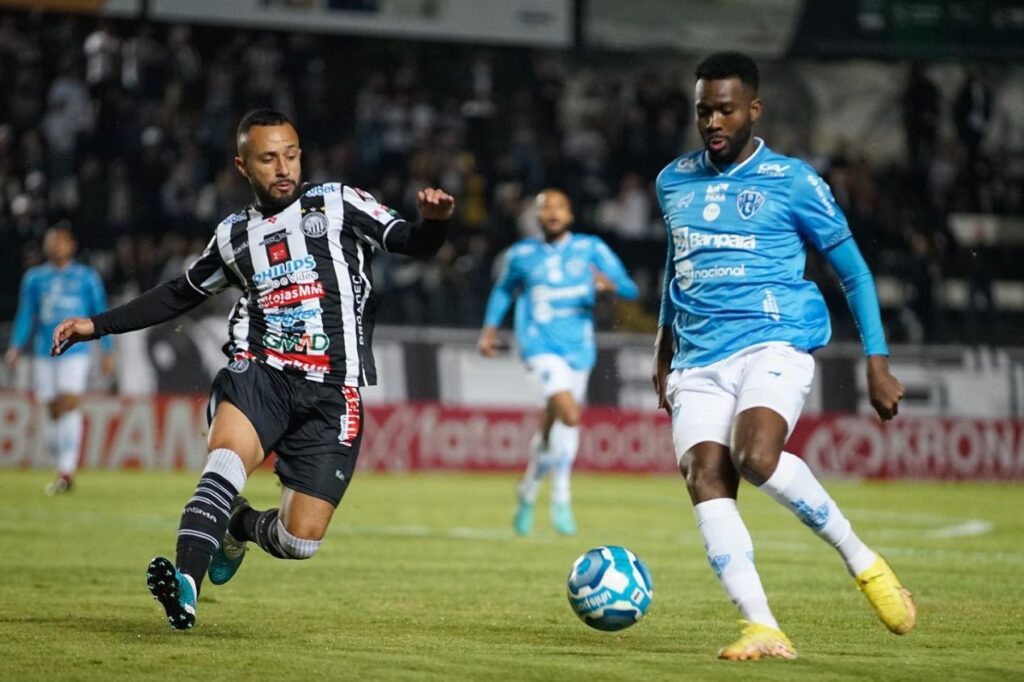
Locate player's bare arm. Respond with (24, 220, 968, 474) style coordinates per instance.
(477, 325, 500, 357)
(652, 325, 674, 415)
(866, 355, 903, 421)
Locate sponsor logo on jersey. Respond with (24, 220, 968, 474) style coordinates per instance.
(263, 331, 330, 353)
(566, 257, 587, 278)
(806, 174, 837, 217)
(705, 183, 729, 203)
(265, 307, 322, 326)
(676, 157, 699, 173)
(737, 189, 766, 220)
(232, 241, 249, 256)
(671, 226, 756, 258)
(303, 182, 340, 197)
(702, 204, 721, 221)
(338, 386, 361, 446)
(262, 229, 291, 264)
(223, 211, 248, 225)
(257, 282, 326, 308)
(264, 348, 331, 372)
(674, 260, 747, 290)
(755, 162, 790, 177)
(300, 210, 329, 238)
(675, 191, 695, 209)
(253, 255, 317, 285)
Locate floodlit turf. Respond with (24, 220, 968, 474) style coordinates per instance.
(1, 470, 1021, 681)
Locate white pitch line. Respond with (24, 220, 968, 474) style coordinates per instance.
(926, 520, 994, 539)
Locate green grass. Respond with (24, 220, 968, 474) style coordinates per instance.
(0, 470, 1021, 681)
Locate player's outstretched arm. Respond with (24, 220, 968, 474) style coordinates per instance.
(823, 238, 903, 421)
(652, 325, 674, 416)
(51, 275, 208, 356)
(479, 247, 521, 357)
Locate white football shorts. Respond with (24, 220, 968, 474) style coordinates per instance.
(525, 353, 589, 404)
(665, 342, 814, 462)
(32, 354, 91, 404)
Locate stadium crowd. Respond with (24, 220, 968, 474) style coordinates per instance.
(1, 11, 1021, 343)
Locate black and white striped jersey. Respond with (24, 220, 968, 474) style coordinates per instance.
(184, 182, 432, 387)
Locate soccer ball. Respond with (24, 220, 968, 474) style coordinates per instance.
(566, 545, 653, 631)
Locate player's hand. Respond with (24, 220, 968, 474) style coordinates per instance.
(592, 267, 616, 294)
(4, 347, 19, 369)
(51, 317, 96, 357)
(417, 188, 455, 221)
(652, 326, 674, 416)
(478, 326, 499, 358)
(101, 354, 115, 377)
(866, 355, 903, 422)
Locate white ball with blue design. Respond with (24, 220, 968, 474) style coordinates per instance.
(566, 545, 653, 631)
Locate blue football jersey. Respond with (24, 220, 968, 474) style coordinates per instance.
(484, 233, 638, 370)
(656, 138, 852, 369)
(11, 262, 113, 357)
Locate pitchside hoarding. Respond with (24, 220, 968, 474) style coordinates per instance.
(1, 393, 1022, 480)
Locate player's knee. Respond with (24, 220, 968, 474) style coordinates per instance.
(680, 450, 736, 501)
(730, 443, 778, 486)
(277, 522, 323, 560)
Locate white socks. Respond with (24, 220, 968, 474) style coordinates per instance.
(694, 498, 778, 629)
(55, 411, 83, 476)
(549, 422, 579, 506)
(204, 448, 249, 492)
(759, 452, 877, 576)
(517, 422, 580, 506)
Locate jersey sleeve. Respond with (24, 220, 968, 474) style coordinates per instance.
(591, 238, 638, 300)
(823, 238, 889, 356)
(184, 235, 233, 296)
(342, 185, 403, 250)
(86, 269, 114, 352)
(789, 167, 852, 252)
(482, 248, 521, 327)
(10, 270, 37, 350)
(655, 172, 675, 328)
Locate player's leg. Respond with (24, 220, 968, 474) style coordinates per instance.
(514, 402, 554, 536)
(668, 362, 795, 660)
(31, 358, 62, 494)
(52, 355, 90, 488)
(732, 345, 915, 635)
(226, 384, 362, 562)
(547, 368, 587, 536)
(148, 360, 281, 630)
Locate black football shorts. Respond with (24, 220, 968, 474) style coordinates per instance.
(208, 357, 363, 506)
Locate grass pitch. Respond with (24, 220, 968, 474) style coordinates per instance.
(0, 470, 1021, 681)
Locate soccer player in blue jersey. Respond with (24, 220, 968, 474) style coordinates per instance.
(6, 224, 114, 494)
(479, 188, 638, 536)
(652, 53, 915, 660)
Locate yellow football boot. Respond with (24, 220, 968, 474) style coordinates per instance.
(855, 555, 916, 635)
(718, 621, 797, 661)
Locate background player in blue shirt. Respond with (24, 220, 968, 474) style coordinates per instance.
(479, 188, 637, 536)
(651, 53, 914, 660)
(6, 224, 114, 494)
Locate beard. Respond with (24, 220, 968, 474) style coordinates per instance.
(705, 121, 754, 166)
(251, 177, 303, 213)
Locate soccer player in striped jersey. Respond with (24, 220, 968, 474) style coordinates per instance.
(653, 53, 914, 659)
(51, 109, 455, 630)
(478, 189, 637, 536)
(6, 224, 114, 494)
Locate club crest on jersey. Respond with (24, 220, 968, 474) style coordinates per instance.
(300, 211, 329, 238)
(736, 189, 766, 220)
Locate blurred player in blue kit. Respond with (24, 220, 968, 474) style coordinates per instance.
(479, 189, 637, 536)
(652, 53, 915, 660)
(6, 224, 114, 494)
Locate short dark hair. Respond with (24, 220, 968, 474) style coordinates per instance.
(236, 109, 294, 141)
(695, 52, 759, 93)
